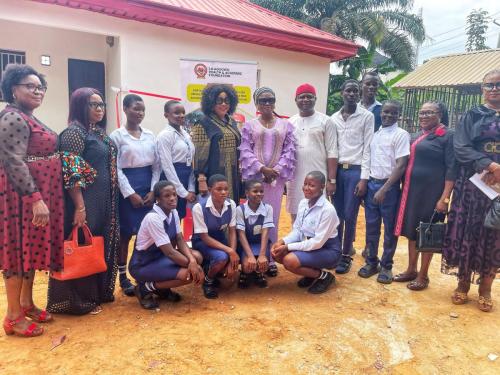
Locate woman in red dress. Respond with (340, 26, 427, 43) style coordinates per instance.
(0, 64, 64, 337)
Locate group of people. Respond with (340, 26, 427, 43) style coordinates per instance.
(0, 63, 499, 338)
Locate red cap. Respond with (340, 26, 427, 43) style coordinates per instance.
(295, 83, 316, 97)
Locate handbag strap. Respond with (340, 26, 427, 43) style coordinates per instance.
(68, 224, 93, 246)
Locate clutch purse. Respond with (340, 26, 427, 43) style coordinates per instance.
(484, 198, 500, 230)
(416, 210, 446, 253)
(51, 224, 107, 281)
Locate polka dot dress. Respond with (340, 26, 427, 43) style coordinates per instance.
(0, 106, 63, 277)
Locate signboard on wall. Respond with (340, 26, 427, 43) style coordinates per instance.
(180, 58, 258, 119)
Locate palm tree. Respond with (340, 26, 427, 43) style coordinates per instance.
(251, 0, 425, 71)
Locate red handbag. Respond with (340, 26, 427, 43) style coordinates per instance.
(51, 225, 107, 281)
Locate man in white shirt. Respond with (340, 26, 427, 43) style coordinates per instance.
(330, 79, 374, 274)
(286, 83, 338, 221)
(358, 101, 409, 283)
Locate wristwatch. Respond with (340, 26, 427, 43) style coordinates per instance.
(328, 178, 336, 184)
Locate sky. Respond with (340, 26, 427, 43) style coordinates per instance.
(413, 0, 499, 64)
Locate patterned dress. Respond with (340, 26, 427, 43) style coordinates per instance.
(192, 114, 241, 201)
(0, 105, 63, 277)
(239, 118, 296, 242)
(47, 122, 120, 315)
(442, 106, 500, 282)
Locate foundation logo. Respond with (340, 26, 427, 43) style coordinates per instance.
(194, 63, 208, 79)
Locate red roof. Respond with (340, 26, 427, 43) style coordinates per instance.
(32, 0, 358, 61)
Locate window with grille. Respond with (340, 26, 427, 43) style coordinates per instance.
(0, 49, 26, 101)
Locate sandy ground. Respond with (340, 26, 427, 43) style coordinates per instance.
(1, 202, 499, 375)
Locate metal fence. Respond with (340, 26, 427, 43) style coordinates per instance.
(400, 85, 483, 133)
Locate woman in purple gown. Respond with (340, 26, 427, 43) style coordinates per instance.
(239, 87, 296, 276)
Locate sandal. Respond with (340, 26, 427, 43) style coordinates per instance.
(154, 288, 182, 302)
(254, 272, 268, 288)
(451, 290, 468, 305)
(478, 295, 493, 312)
(238, 272, 252, 289)
(407, 277, 429, 291)
(22, 305, 53, 323)
(265, 264, 278, 277)
(3, 315, 43, 337)
(90, 305, 103, 315)
(202, 281, 218, 299)
(393, 271, 418, 282)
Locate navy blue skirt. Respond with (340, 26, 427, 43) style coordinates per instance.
(292, 237, 342, 270)
(160, 163, 192, 219)
(119, 165, 152, 236)
(129, 247, 181, 282)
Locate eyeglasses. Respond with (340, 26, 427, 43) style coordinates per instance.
(483, 82, 500, 91)
(418, 111, 439, 117)
(88, 102, 106, 110)
(15, 83, 47, 93)
(215, 97, 231, 105)
(257, 97, 276, 105)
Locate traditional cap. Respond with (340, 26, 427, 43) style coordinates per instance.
(295, 83, 316, 97)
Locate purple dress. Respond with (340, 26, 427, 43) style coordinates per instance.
(239, 118, 296, 243)
(442, 106, 500, 282)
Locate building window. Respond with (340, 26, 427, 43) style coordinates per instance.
(0, 49, 26, 101)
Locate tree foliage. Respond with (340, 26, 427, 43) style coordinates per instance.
(466, 9, 490, 52)
(251, 0, 425, 71)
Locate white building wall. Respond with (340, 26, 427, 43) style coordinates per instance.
(1, 0, 331, 134)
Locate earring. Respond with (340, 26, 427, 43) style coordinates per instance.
(13, 94, 17, 100)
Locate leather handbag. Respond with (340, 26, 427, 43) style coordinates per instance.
(484, 198, 500, 230)
(51, 225, 107, 281)
(416, 210, 446, 253)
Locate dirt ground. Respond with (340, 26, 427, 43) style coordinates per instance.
(1, 202, 499, 375)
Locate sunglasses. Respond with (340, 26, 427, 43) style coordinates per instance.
(483, 82, 500, 91)
(215, 97, 231, 105)
(257, 97, 276, 105)
(15, 83, 47, 93)
(88, 102, 106, 110)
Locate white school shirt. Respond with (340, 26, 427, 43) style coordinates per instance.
(360, 99, 382, 112)
(156, 124, 196, 198)
(109, 127, 161, 198)
(135, 204, 181, 250)
(330, 105, 374, 180)
(283, 195, 339, 252)
(236, 202, 275, 231)
(370, 123, 410, 179)
(285, 111, 338, 215)
(192, 196, 237, 234)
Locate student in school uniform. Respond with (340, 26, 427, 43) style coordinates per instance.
(236, 180, 274, 289)
(272, 171, 342, 294)
(128, 181, 204, 310)
(109, 94, 161, 297)
(191, 174, 239, 299)
(358, 100, 410, 283)
(157, 100, 196, 220)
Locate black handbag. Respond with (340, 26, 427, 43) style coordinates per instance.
(416, 210, 446, 253)
(484, 198, 500, 230)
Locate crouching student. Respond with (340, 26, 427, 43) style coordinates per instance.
(191, 174, 239, 299)
(272, 171, 341, 294)
(358, 100, 409, 284)
(237, 180, 274, 289)
(129, 181, 204, 310)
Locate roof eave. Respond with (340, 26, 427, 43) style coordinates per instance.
(31, 0, 359, 61)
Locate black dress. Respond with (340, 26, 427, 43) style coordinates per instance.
(47, 122, 120, 315)
(395, 127, 456, 240)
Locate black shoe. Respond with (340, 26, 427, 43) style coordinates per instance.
(335, 256, 353, 274)
(238, 272, 252, 289)
(358, 263, 380, 278)
(202, 281, 219, 299)
(154, 288, 182, 302)
(120, 278, 135, 297)
(134, 284, 159, 310)
(297, 277, 315, 288)
(254, 272, 268, 288)
(308, 272, 335, 294)
(265, 264, 278, 277)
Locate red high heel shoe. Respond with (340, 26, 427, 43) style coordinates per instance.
(22, 305, 53, 323)
(3, 315, 44, 337)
